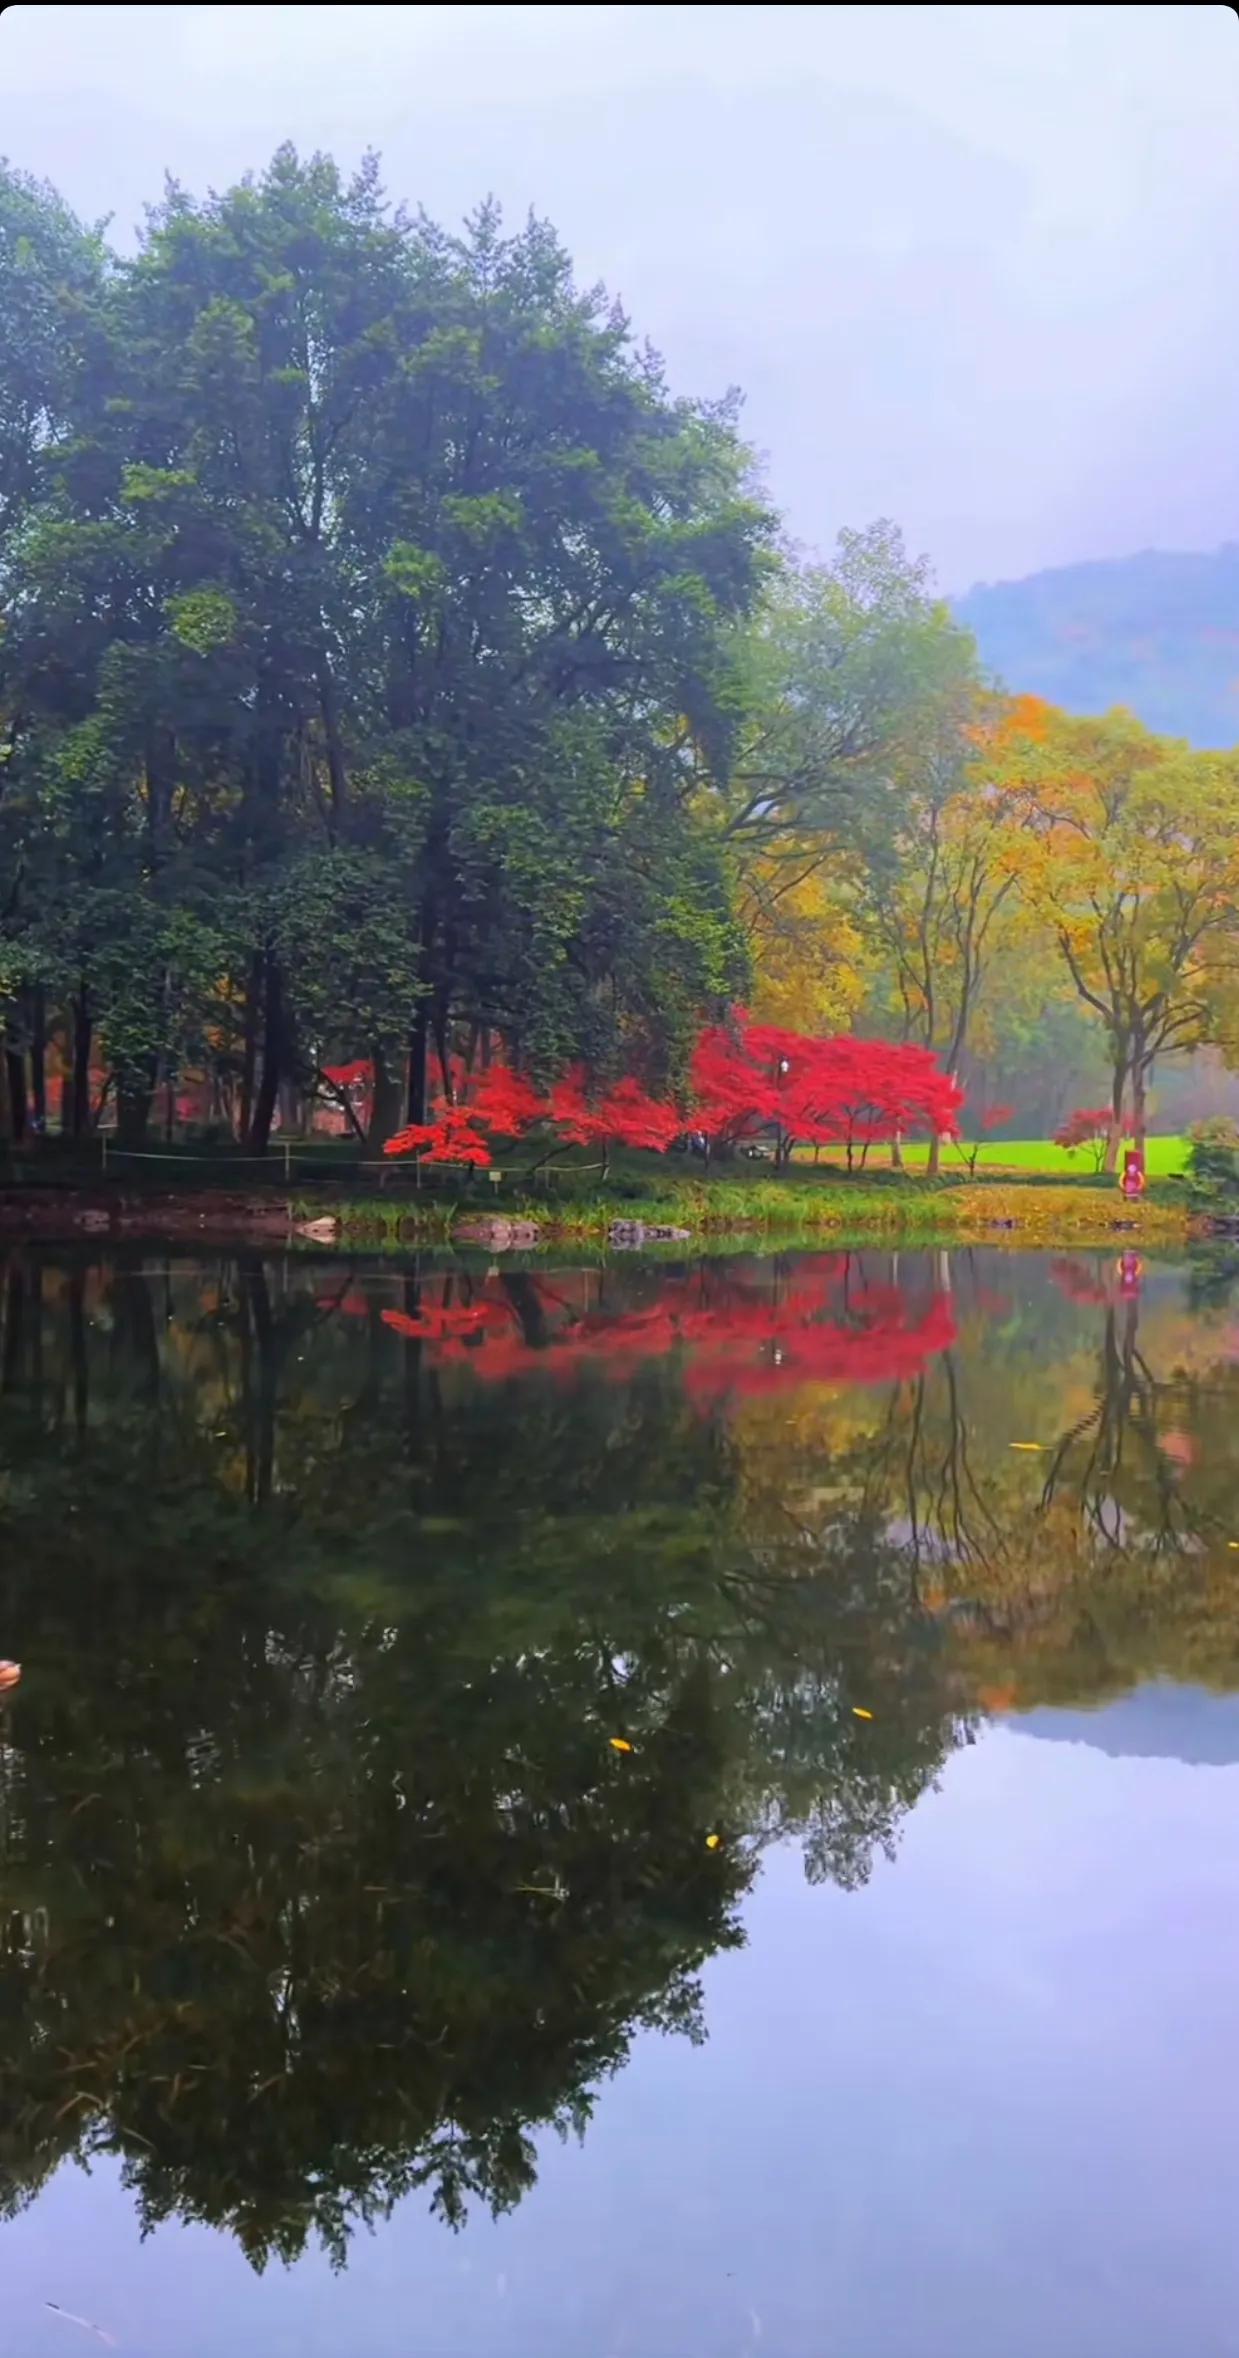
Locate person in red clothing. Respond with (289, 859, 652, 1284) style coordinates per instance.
(1120, 1146, 1146, 1200)
(1117, 1250, 1144, 1298)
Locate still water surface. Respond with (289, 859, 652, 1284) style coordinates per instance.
(2, 1242, 1239, 2357)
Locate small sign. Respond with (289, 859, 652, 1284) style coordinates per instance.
(488, 1168, 503, 1187)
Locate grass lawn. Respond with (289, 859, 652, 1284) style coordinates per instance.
(897, 1135, 1190, 1178)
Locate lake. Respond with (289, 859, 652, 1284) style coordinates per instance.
(2, 1240, 1239, 2358)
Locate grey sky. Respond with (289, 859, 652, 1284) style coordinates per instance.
(1, 2, 1234, 588)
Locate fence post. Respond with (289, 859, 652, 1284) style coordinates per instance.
(283, 1141, 292, 1183)
(101, 1132, 108, 1178)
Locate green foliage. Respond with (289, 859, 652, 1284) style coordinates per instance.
(0, 149, 773, 1145)
(720, 520, 977, 862)
(164, 585, 239, 653)
(1187, 1117, 1239, 1201)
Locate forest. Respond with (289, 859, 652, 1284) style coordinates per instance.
(4, 146, 1239, 1171)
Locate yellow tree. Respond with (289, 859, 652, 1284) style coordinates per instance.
(859, 691, 1042, 1166)
(741, 856, 870, 1033)
(1011, 706, 1239, 1165)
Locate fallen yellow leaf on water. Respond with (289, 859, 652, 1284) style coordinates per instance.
(1009, 1442, 1045, 1452)
(1229, 1543, 1239, 1552)
(609, 1737, 634, 1754)
(706, 1833, 722, 1850)
(852, 1706, 874, 1720)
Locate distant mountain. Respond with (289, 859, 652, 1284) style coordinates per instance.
(1013, 1683, 1239, 1768)
(955, 546, 1239, 749)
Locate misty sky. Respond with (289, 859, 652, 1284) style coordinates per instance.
(1, 3, 1234, 589)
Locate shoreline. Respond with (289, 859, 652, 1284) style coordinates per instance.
(0, 1180, 1197, 1251)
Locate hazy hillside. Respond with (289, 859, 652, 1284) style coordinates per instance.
(955, 546, 1239, 748)
(1015, 1684, 1239, 1768)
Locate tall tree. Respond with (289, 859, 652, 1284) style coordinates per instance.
(2, 150, 773, 1150)
(713, 524, 978, 1085)
(1007, 705, 1239, 1162)
(718, 523, 975, 859)
(0, 164, 108, 1136)
(858, 689, 1035, 1167)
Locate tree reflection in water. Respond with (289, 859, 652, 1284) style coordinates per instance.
(0, 1241, 1234, 2266)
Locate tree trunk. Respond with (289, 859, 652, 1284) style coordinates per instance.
(239, 1257, 277, 1504)
(239, 950, 263, 1143)
(30, 987, 46, 1132)
(71, 994, 92, 1140)
(1132, 1062, 1149, 1152)
(68, 1267, 89, 1438)
(501, 1272, 550, 1349)
(1, 1258, 26, 1391)
(114, 1268, 159, 1404)
(117, 1075, 155, 1150)
(890, 1132, 904, 1171)
(368, 1043, 403, 1149)
(433, 999, 454, 1102)
(248, 955, 286, 1157)
(316, 659, 347, 843)
(406, 998, 430, 1124)
(4, 1047, 26, 1143)
(1103, 1063, 1127, 1174)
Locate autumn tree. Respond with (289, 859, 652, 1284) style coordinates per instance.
(1010, 707, 1239, 1163)
(690, 1017, 962, 1169)
(857, 688, 1039, 1168)
(740, 862, 871, 1035)
(1053, 1106, 1115, 1173)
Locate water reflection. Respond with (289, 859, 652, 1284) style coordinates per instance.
(0, 1243, 1236, 2271)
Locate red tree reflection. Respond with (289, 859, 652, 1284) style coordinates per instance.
(377, 1258, 956, 1400)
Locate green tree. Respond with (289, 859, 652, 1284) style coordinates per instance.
(0, 163, 108, 1138)
(715, 524, 978, 1070)
(2, 150, 773, 1150)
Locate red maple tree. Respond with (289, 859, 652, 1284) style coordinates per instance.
(1053, 1106, 1115, 1172)
(379, 1014, 965, 1176)
(690, 1018, 962, 1169)
(384, 1104, 494, 1166)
